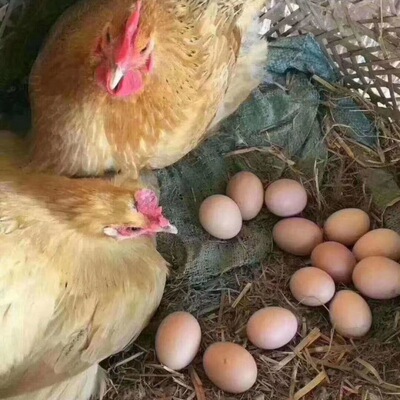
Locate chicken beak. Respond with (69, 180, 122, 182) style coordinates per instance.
(160, 224, 178, 235)
(109, 67, 125, 90)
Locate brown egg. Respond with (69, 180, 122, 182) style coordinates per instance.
(353, 229, 400, 261)
(155, 312, 201, 370)
(199, 195, 242, 239)
(324, 208, 370, 246)
(329, 290, 372, 338)
(273, 218, 323, 256)
(203, 342, 257, 394)
(352, 256, 400, 300)
(290, 267, 336, 306)
(264, 179, 308, 217)
(311, 241, 356, 284)
(226, 171, 264, 221)
(246, 307, 298, 350)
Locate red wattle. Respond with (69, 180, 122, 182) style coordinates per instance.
(111, 70, 144, 98)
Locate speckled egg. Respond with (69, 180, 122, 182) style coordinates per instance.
(203, 342, 257, 393)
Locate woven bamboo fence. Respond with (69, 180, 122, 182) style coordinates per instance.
(262, 0, 400, 121)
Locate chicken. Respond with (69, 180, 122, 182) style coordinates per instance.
(0, 132, 177, 400)
(28, 0, 268, 178)
(0, 131, 27, 173)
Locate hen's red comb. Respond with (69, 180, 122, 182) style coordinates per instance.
(126, 0, 142, 36)
(116, 0, 142, 64)
(135, 189, 174, 231)
(135, 189, 159, 214)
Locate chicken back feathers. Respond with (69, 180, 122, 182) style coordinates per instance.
(29, 0, 268, 178)
(0, 134, 172, 399)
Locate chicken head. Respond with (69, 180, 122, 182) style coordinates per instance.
(103, 188, 177, 239)
(95, 0, 155, 97)
(0, 170, 176, 242)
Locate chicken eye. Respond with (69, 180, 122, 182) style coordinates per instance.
(140, 44, 149, 54)
(105, 30, 112, 44)
(102, 24, 112, 45)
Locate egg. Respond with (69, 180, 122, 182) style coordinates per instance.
(352, 256, 400, 300)
(273, 218, 323, 256)
(353, 228, 400, 261)
(324, 208, 370, 246)
(203, 342, 257, 393)
(310, 241, 356, 284)
(226, 171, 264, 220)
(290, 267, 336, 306)
(329, 290, 372, 338)
(155, 312, 201, 370)
(199, 195, 242, 239)
(246, 307, 298, 350)
(264, 179, 307, 217)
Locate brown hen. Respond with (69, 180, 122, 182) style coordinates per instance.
(29, 0, 268, 178)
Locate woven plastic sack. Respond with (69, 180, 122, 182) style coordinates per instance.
(155, 35, 367, 285)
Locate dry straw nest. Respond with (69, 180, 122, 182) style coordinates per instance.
(2, 0, 400, 399)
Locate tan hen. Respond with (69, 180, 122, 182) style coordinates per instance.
(29, 0, 268, 178)
(0, 132, 176, 400)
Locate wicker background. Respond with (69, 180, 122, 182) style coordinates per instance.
(263, 0, 400, 120)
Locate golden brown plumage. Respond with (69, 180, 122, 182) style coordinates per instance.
(29, 0, 268, 178)
(0, 132, 175, 400)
